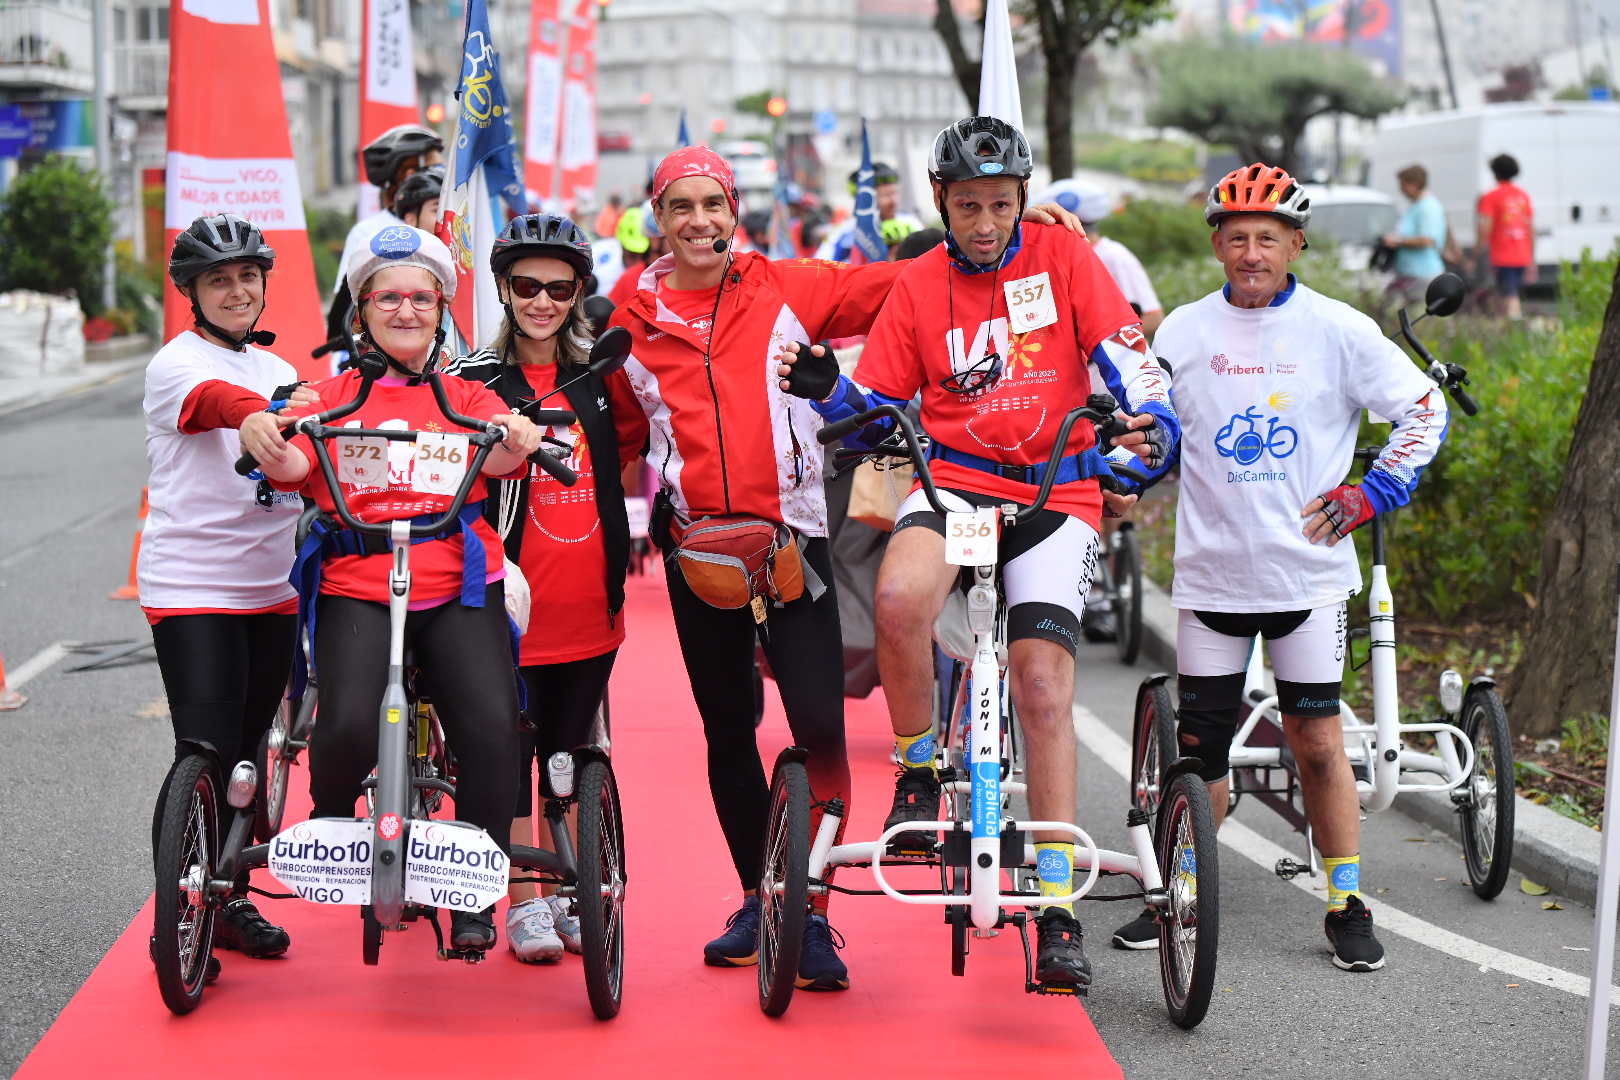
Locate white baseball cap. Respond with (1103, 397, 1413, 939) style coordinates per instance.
(1033, 179, 1112, 225)
(347, 225, 458, 301)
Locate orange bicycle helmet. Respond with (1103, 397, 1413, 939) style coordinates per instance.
(1205, 162, 1312, 230)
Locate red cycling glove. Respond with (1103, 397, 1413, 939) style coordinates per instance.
(1316, 483, 1376, 538)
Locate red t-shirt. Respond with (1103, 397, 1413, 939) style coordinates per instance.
(514, 363, 646, 665)
(1477, 182, 1534, 268)
(854, 223, 1139, 525)
(655, 278, 721, 348)
(607, 263, 643, 307)
(274, 372, 519, 605)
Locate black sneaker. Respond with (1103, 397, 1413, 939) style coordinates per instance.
(1324, 894, 1385, 971)
(450, 906, 497, 952)
(1110, 906, 1160, 950)
(796, 913, 849, 990)
(702, 895, 761, 967)
(149, 935, 222, 982)
(1034, 909, 1093, 988)
(215, 895, 290, 958)
(883, 769, 942, 856)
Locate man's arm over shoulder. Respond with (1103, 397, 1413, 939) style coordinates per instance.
(769, 255, 908, 341)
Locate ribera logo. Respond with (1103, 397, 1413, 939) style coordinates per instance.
(1210, 353, 1265, 375)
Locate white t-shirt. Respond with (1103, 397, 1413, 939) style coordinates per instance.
(592, 237, 625, 298)
(1155, 280, 1440, 613)
(139, 331, 303, 609)
(1091, 236, 1160, 315)
(335, 209, 404, 294)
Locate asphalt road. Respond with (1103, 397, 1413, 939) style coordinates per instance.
(1, 372, 1616, 1077)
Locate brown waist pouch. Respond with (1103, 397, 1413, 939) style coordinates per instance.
(670, 515, 823, 621)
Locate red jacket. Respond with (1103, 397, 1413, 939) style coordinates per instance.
(611, 250, 906, 535)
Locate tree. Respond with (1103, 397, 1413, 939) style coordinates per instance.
(1510, 259, 1620, 738)
(1148, 41, 1403, 176)
(933, 0, 1170, 179)
(0, 155, 113, 311)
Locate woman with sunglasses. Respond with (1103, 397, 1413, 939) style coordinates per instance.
(248, 226, 544, 955)
(447, 214, 648, 963)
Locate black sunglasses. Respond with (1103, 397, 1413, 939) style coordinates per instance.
(507, 275, 579, 302)
(939, 348, 1003, 395)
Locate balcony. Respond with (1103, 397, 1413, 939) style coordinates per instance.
(0, 0, 94, 93)
(113, 41, 165, 109)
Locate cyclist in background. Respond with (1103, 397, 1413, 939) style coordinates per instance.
(1034, 179, 1163, 336)
(393, 164, 445, 234)
(606, 202, 665, 307)
(817, 161, 923, 263)
(251, 227, 543, 956)
(1108, 163, 1449, 971)
(144, 212, 319, 973)
(448, 214, 649, 963)
(784, 117, 1177, 992)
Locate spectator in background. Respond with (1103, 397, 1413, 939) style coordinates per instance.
(1476, 154, 1534, 321)
(818, 162, 924, 262)
(606, 202, 666, 306)
(1382, 164, 1447, 303)
(1033, 179, 1164, 336)
(594, 192, 624, 239)
(893, 227, 945, 262)
(393, 164, 444, 234)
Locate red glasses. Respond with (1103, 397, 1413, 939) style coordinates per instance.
(359, 289, 442, 312)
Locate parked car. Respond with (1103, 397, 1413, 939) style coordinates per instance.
(1301, 183, 1399, 271)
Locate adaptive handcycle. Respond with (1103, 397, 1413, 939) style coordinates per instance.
(1130, 273, 1514, 900)
(747, 400, 1219, 1027)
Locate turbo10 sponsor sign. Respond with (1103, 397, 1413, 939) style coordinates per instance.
(165, 151, 308, 231)
(402, 820, 509, 913)
(269, 819, 374, 904)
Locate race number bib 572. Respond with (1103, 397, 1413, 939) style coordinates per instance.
(411, 432, 469, 495)
(1004, 271, 1057, 332)
(944, 506, 998, 566)
(337, 436, 388, 486)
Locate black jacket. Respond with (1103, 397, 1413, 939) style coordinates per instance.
(449, 346, 631, 622)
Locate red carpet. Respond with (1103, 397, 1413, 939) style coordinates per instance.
(19, 564, 1121, 1079)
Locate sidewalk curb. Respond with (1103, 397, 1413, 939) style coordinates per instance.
(0, 354, 151, 420)
(1135, 575, 1603, 905)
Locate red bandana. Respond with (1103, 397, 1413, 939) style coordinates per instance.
(652, 147, 739, 215)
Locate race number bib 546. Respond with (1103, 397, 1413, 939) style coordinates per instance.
(411, 432, 469, 495)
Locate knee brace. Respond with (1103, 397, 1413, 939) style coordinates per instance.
(1008, 601, 1081, 657)
(1175, 672, 1244, 783)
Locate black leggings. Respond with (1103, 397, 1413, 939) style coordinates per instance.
(516, 650, 617, 815)
(666, 537, 849, 889)
(309, 585, 520, 853)
(149, 611, 297, 863)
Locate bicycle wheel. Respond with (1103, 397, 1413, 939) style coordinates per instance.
(362, 905, 383, 966)
(1112, 526, 1143, 665)
(153, 753, 220, 1015)
(1156, 771, 1219, 1030)
(757, 755, 810, 1016)
(1459, 685, 1515, 900)
(576, 758, 626, 1019)
(1082, 560, 1115, 643)
(254, 698, 292, 843)
(1130, 677, 1177, 819)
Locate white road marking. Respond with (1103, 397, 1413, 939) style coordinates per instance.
(5, 641, 72, 690)
(1072, 703, 1620, 1003)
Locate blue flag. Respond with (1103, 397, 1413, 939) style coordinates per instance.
(850, 120, 886, 264)
(676, 110, 691, 149)
(453, 0, 523, 213)
(768, 181, 796, 259)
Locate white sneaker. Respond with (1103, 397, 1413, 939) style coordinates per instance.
(507, 898, 564, 963)
(546, 894, 583, 954)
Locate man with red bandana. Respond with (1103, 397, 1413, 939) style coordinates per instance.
(610, 144, 1083, 991)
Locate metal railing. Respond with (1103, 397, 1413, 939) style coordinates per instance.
(113, 41, 165, 99)
(0, 1, 93, 82)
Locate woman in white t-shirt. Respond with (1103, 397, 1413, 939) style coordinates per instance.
(142, 212, 317, 967)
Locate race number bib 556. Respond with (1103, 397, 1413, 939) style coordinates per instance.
(944, 506, 998, 566)
(411, 432, 469, 495)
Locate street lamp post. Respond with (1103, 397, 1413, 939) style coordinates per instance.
(93, 0, 115, 312)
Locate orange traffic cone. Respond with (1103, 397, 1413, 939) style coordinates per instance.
(0, 649, 26, 710)
(109, 487, 149, 601)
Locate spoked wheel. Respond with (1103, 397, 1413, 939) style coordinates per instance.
(1459, 686, 1515, 900)
(153, 753, 220, 1015)
(576, 757, 627, 1019)
(757, 753, 810, 1016)
(254, 699, 293, 843)
(1112, 525, 1143, 665)
(361, 905, 383, 966)
(1156, 771, 1219, 1030)
(1131, 676, 1178, 819)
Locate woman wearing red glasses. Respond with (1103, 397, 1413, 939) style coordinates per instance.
(248, 226, 544, 955)
(447, 214, 648, 963)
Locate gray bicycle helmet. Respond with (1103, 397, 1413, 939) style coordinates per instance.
(489, 213, 594, 280)
(393, 164, 445, 218)
(929, 117, 1033, 186)
(168, 213, 277, 350)
(362, 124, 444, 189)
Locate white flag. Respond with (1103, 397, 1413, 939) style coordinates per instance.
(978, 0, 1025, 137)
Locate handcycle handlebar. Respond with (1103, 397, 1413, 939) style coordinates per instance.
(1397, 308, 1479, 418)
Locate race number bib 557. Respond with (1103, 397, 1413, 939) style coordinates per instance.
(1004, 271, 1057, 332)
(944, 506, 998, 566)
(411, 432, 469, 495)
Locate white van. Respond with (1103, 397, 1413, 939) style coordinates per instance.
(1301, 184, 1398, 270)
(1367, 102, 1620, 266)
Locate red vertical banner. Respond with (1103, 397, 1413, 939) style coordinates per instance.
(163, 0, 325, 379)
(358, 0, 420, 218)
(557, 1, 597, 213)
(523, 0, 563, 206)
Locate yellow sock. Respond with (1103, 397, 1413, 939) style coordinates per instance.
(895, 730, 936, 772)
(1036, 842, 1074, 916)
(1324, 854, 1361, 912)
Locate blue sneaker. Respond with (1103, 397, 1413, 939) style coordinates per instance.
(703, 896, 761, 967)
(796, 913, 849, 990)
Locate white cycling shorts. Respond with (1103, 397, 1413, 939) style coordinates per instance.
(1175, 603, 1348, 685)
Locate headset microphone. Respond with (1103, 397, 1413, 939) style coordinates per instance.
(712, 235, 728, 254)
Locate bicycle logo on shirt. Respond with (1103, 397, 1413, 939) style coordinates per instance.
(1215, 406, 1298, 466)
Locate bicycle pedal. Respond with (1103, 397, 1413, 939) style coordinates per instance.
(437, 947, 487, 964)
(885, 840, 937, 859)
(1027, 980, 1088, 998)
(1273, 858, 1311, 880)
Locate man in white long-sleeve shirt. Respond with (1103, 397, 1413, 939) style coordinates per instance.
(1110, 163, 1449, 973)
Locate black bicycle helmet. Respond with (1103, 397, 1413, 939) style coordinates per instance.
(393, 164, 445, 218)
(489, 213, 594, 280)
(928, 117, 1033, 186)
(847, 160, 900, 195)
(168, 213, 277, 350)
(362, 124, 444, 189)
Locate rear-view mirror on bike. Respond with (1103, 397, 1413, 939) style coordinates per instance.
(1424, 273, 1465, 318)
(588, 325, 633, 378)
